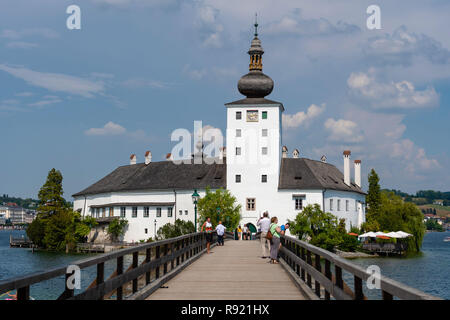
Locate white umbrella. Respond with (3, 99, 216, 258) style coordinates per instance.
(396, 231, 413, 238)
(358, 231, 377, 238)
(385, 232, 402, 238)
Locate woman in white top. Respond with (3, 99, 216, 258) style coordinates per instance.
(201, 217, 213, 254)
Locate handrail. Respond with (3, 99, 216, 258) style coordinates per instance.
(0, 231, 223, 300)
(280, 235, 441, 300)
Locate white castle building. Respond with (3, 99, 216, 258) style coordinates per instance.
(73, 25, 366, 242)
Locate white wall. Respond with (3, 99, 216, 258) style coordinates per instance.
(323, 190, 366, 230)
(74, 189, 209, 243)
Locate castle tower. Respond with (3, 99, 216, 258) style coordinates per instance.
(225, 17, 284, 223)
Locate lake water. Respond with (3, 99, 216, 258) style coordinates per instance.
(344, 231, 449, 299)
(0, 230, 448, 299)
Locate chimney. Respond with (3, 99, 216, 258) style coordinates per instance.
(292, 148, 299, 158)
(343, 150, 351, 186)
(145, 151, 152, 165)
(321, 155, 327, 163)
(354, 160, 361, 188)
(130, 154, 137, 165)
(282, 146, 288, 158)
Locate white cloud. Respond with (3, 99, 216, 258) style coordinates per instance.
(0, 28, 59, 40)
(347, 70, 439, 109)
(391, 139, 440, 174)
(0, 64, 105, 98)
(283, 103, 325, 129)
(28, 95, 62, 107)
(85, 122, 127, 136)
(6, 41, 38, 49)
(324, 118, 364, 143)
(194, 4, 225, 48)
(91, 0, 178, 8)
(364, 26, 450, 66)
(265, 9, 360, 37)
(122, 78, 169, 89)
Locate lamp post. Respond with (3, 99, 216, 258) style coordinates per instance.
(216, 206, 221, 224)
(192, 189, 200, 232)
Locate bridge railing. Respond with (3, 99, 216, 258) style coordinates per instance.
(280, 235, 440, 300)
(0, 231, 220, 300)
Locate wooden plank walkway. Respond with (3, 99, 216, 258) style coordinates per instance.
(147, 240, 306, 300)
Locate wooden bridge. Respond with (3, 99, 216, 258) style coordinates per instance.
(0, 232, 441, 300)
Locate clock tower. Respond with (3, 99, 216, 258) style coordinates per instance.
(225, 18, 284, 224)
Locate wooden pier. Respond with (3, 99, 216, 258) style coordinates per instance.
(9, 235, 33, 248)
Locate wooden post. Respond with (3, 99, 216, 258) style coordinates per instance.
(324, 259, 331, 300)
(17, 286, 30, 300)
(335, 265, 343, 290)
(354, 276, 364, 300)
(300, 247, 306, 281)
(382, 290, 393, 300)
(306, 250, 312, 288)
(163, 244, 168, 275)
(132, 251, 138, 293)
(314, 253, 321, 298)
(176, 240, 180, 266)
(116, 256, 123, 300)
(146, 248, 151, 285)
(170, 243, 175, 271)
(155, 246, 160, 279)
(97, 262, 104, 300)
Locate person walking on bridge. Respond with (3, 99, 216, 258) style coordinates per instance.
(201, 217, 214, 254)
(257, 211, 271, 258)
(215, 221, 226, 246)
(269, 217, 282, 264)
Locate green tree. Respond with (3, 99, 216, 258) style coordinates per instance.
(366, 169, 381, 223)
(287, 204, 343, 252)
(197, 187, 241, 230)
(37, 169, 66, 218)
(157, 219, 195, 240)
(75, 216, 98, 242)
(27, 169, 101, 251)
(26, 218, 46, 247)
(369, 191, 425, 252)
(107, 218, 128, 242)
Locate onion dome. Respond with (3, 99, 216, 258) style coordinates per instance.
(237, 15, 274, 98)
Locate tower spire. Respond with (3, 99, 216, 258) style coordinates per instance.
(254, 13, 258, 37)
(237, 16, 274, 98)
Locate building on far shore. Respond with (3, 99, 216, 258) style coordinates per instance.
(73, 23, 366, 243)
(0, 205, 35, 224)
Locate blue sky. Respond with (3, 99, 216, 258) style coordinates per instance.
(1, 0, 449, 199)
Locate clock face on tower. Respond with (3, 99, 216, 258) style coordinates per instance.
(246, 110, 258, 122)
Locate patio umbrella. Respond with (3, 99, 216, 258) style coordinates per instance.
(385, 232, 402, 238)
(358, 231, 377, 238)
(348, 232, 358, 236)
(396, 231, 413, 238)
